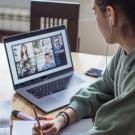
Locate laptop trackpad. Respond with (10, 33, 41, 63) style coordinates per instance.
(39, 90, 71, 112)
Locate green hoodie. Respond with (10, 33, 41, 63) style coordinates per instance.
(69, 47, 135, 135)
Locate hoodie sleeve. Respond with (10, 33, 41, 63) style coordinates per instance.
(68, 48, 121, 120)
(85, 70, 135, 135)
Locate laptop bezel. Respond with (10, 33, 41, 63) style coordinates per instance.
(4, 25, 74, 89)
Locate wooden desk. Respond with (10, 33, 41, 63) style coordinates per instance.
(0, 43, 111, 118)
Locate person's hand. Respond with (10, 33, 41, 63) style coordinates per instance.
(34, 117, 65, 135)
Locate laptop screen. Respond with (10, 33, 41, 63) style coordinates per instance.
(5, 26, 72, 85)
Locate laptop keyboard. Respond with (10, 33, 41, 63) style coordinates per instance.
(26, 75, 83, 99)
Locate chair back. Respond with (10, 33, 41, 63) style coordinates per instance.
(30, 0, 80, 52)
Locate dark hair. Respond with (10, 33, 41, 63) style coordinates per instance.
(95, 0, 135, 35)
(45, 53, 50, 56)
(21, 44, 28, 59)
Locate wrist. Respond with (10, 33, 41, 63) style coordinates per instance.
(56, 111, 70, 129)
(55, 115, 66, 129)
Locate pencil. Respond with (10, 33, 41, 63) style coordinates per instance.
(32, 106, 42, 131)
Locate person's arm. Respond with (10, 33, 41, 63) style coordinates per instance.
(68, 48, 122, 120)
(84, 69, 135, 135)
(35, 108, 77, 135)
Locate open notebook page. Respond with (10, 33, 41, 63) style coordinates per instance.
(12, 121, 36, 135)
(12, 118, 93, 135)
(60, 118, 93, 135)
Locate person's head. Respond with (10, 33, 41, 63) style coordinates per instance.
(53, 37, 61, 48)
(45, 53, 51, 64)
(93, 0, 135, 45)
(42, 40, 47, 47)
(21, 44, 28, 58)
(23, 61, 30, 70)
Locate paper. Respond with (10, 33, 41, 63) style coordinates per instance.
(12, 121, 36, 135)
(59, 118, 93, 135)
(12, 119, 93, 135)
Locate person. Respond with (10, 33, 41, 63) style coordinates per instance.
(42, 53, 55, 70)
(35, 0, 135, 135)
(53, 36, 64, 53)
(33, 41, 41, 55)
(33, 47, 40, 55)
(20, 44, 28, 60)
(23, 61, 34, 76)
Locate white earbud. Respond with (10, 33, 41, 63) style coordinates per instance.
(109, 16, 112, 27)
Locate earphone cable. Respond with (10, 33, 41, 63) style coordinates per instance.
(105, 20, 112, 74)
(105, 43, 109, 74)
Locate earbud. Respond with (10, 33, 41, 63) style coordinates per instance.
(109, 16, 112, 27)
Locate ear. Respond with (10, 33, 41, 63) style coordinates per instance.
(106, 6, 116, 26)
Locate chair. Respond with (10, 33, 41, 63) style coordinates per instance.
(0, 30, 22, 42)
(30, 0, 80, 52)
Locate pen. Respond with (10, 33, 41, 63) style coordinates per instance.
(32, 106, 42, 132)
(12, 110, 54, 121)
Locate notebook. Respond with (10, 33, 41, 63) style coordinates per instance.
(12, 118, 93, 135)
(4, 25, 93, 112)
(0, 100, 11, 135)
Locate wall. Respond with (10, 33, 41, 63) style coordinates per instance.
(0, 0, 30, 8)
(0, 0, 118, 55)
(57, 0, 119, 55)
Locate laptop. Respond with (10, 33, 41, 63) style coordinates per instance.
(4, 25, 92, 112)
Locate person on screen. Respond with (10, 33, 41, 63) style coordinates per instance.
(33, 47, 40, 55)
(35, 0, 135, 135)
(20, 44, 28, 60)
(42, 53, 55, 70)
(53, 36, 64, 53)
(23, 61, 34, 76)
(33, 41, 41, 55)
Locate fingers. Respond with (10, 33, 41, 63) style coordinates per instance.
(34, 120, 60, 135)
(35, 124, 59, 135)
(39, 130, 46, 135)
(34, 128, 44, 135)
(44, 125, 58, 135)
(35, 120, 51, 129)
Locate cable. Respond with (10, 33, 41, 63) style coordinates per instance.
(105, 42, 109, 74)
(105, 20, 113, 74)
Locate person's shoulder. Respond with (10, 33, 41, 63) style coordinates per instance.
(110, 47, 123, 64)
(123, 48, 135, 71)
(114, 47, 123, 58)
(49, 62, 55, 67)
(42, 64, 47, 70)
